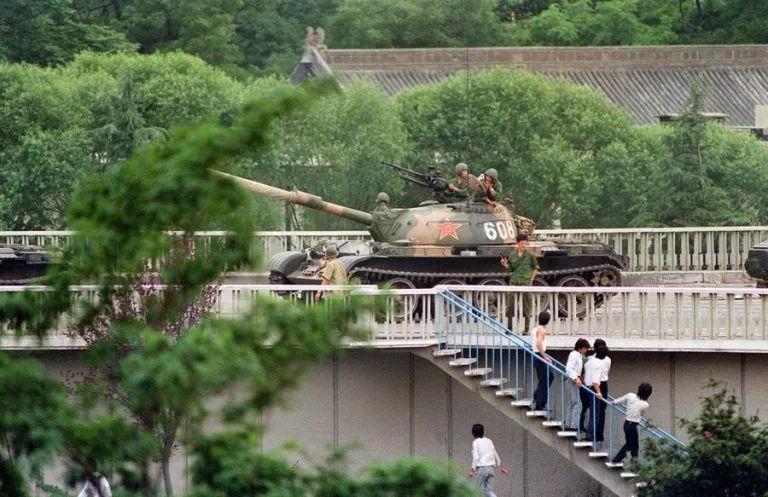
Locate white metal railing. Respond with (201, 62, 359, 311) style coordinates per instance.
(436, 290, 686, 464)
(2, 227, 768, 271)
(2, 284, 768, 350)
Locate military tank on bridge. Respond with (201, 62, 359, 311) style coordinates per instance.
(216, 171, 628, 315)
(744, 240, 768, 287)
(0, 244, 51, 283)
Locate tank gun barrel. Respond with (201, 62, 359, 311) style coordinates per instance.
(214, 171, 374, 226)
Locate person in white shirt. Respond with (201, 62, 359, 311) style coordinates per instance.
(611, 383, 653, 463)
(469, 423, 509, 497)
(564, 338, 590, 431)
(594, 339, 611, 443)
(530, 311, 554, 411)
(582, 345, 608, 441)
(77, 473, 112, 497)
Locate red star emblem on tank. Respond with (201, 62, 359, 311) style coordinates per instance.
(436, 221, 463, 241)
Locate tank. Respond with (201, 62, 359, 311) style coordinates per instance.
(217, 171, 628, 315)
(0, 244, 51, 283)
(744, 240, 768, 287)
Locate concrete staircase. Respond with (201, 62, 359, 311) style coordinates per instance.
(415, 347, 646, 497)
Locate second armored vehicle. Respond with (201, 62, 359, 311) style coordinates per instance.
(744, 240, 768, 287)
(0, 244, 51, 283)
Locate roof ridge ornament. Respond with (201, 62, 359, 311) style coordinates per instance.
(304, 26, 327, 59)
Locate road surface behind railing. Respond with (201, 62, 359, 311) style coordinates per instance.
(3, 226, 768, 272)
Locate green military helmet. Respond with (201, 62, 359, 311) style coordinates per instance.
(455, 162, 469, 174)
(485, 168, 499, 181)
(376, 192, 390, 204)
(325, 245, 339, 257)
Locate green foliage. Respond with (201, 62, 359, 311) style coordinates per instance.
(253, 82, 406, 230)
(329, 0, 510, 49)
(0, 52, 265, 231)
(0, 353, 72, 497)
(631, 86, 764, 227)
(189, 433, 476, 497)
(0, 0, 134, 66)
(638, 380, 768, 497)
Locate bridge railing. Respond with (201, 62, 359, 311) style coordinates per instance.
(2, 285, 768, 351)
(3, 226, 768, 271)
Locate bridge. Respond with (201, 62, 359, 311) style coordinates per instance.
(4, 227, 767, 497)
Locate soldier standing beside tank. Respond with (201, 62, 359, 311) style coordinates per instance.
(447, 163, 470, 199)
(500, 233, 539, 334)
(314, 245, 348, 301)
(479, 168, 503, 208)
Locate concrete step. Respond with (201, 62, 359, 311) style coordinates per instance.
(480, 378, 508, 387)
(433, 348, 461, 357)
(556, 430, 578, 438)
(605, 462, 623, 469)
(588, 452, 609, 459)
(510, 399, 532, 407)
(449, 358, 477, 367)
(542, 420, 562, 428)
(526, 410, 548, 418)
(573, 441, 593, 449)
(465, 367, 493, 377)
(494, 388, 520, 397)
(621, 472, 637, 479)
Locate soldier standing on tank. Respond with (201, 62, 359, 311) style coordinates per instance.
(480, 168, 503, 208)
(500, 233, 539, 334)
(448, 162, 470, 199)
(314, 245, 348, 301)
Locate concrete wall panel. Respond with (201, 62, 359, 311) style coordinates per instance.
(412, 354, 450, 458)
(262, 358, 335, 460)
(337, 350, 411, 468)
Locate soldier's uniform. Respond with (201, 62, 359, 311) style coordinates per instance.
(449, 163, 470, 200)
(322, 256, 348, 285)
(505, 248, 539, 333)
(371, 192, 397, 240)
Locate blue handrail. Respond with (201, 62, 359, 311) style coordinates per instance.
(436, 290, 686, 456)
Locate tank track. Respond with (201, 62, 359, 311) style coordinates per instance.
(349, 263, 622, 287)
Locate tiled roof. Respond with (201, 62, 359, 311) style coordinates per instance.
(318, 46, 768, 126)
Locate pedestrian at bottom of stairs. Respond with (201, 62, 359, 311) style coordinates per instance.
(77, 473, 112, 497)
(611, 383, 653, 464)
(469, 423, 509, 497)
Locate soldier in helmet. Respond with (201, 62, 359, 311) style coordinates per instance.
(447, 162, 470, 199)
(314, 245, 348, 301)
(373, 192, 390, 213)
(370, 192, 397, 240)
(480, 168, 503, 208)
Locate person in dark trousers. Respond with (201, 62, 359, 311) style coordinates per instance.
(610, 383, 653, 464)
(469, 423, 509, 497)
(530, 311, 554, 411)
(582, 344, 609, 442)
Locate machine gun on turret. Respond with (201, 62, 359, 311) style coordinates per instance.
(381, 161, 450, 192)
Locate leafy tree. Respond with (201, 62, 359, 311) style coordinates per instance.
(0, 0, 134, 66)
(0, 52, 271, 230)
(632, 86, 754, 227)
(0, 354, 72, 496)
(329, 0, 510, 48)
(638, 380, 768, 497)
(252, 82, 406, 230)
